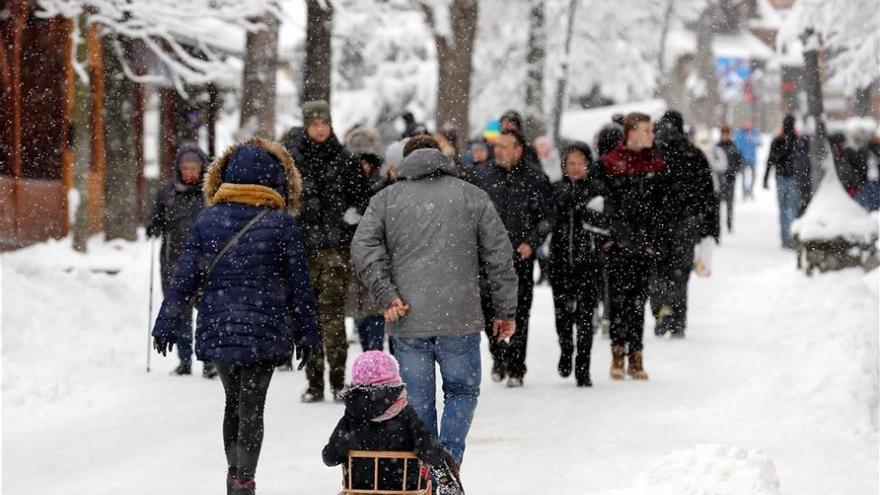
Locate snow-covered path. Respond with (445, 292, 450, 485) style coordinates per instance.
(3, 188, 878, 494)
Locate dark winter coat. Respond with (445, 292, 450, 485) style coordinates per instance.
(146, 143, 208, 288)
(548, 176, 608, 286)
(717, 140, 744, 186)
(281, 128, 372, 257)
(469, 157, 555, 251)
(655, 128, 719, 241)
(595, 143, 667, 256)
(152, 138, 319, 365)
(323, 385, 444, 491)
(764, 132, 808, 181)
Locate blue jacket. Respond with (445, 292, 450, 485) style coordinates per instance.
(152, 138, 319, 365)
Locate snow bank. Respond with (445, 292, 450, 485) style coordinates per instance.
(559, 99, 667, 144)
(791, 154, 879, 244)
(599, 444, 780, 495)
(2, 236, 152, 411)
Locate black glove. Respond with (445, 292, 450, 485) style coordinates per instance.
(153, 336, 174, 356)
(295, 340, 315, 371)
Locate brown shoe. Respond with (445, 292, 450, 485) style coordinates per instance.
(627, 350, 649, 380)
(610, 345, 626, 380)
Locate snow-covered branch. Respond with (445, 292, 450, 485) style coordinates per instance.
(35, 0, 283, 91)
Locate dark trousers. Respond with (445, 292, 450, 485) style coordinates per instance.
(483, 256, 534, 379)
(160, 264, 194, 365)
(607, 251, 651, 352)
(216, 362, 275, 480)
(649, 231, 696, 334)
(550, 265, 601, 377)
(719, 175, 736, 232)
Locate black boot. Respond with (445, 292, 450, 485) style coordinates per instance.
(575, 355, 592, 387)
(231, 479, 255, 495)
(202, 361, 218, 379)
(557, 346, 573, 378)
(170, 362, 191, 376)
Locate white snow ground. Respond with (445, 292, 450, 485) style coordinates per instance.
(3, 184, 878, 494)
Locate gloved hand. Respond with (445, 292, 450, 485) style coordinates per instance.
(295, 338, 318, 371)
(153, 336, 175, 356)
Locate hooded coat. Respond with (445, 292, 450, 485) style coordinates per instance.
(152, 138, 319, 365)
(282, 128, 372, 257)
(654, 112, 720, 242)
(323, 385, 444, 491)
(146, 143, 208, 288)
(351, 149, 518, 337)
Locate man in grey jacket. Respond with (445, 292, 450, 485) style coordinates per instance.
(351, 139, 518, 468)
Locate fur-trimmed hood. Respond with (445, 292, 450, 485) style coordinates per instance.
(204, 138, 302, 215)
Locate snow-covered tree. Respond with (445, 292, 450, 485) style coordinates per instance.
(779, 0, 880, 95)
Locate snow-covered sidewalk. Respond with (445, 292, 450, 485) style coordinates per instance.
(3, 188, 877, 495)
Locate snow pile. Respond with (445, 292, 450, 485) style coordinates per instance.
(600, 444, 780, 495)
(2, 236, 151, 411)
(791, 155, 879, 244)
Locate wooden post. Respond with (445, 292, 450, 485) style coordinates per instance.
(10, 0, 26, 242)
(87, 21, 105, 234)
(60, 16, 75, 236)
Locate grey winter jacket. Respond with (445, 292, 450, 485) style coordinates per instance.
(351, 149, 518, 337)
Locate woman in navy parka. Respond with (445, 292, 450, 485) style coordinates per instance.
(152, 138, 319, 495)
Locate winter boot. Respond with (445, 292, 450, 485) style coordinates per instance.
(430, 455, 464, 495)
(575, 355, 592, 387)
(654, 305, 674, 336)
(610, 346, 626, 380)
(490, 360, 506, 383)
(202, 361, 218, 379)
(506, 376, 523, 388)
(171, 362, 191, 376)
(557, 345, 573, 378)
(230, 478, 255, 495)
(300, 387, 324, 403)
(627, 350, 649, 380)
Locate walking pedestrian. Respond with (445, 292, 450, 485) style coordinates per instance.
(145, 142, 213, 377)
(351, 137, 517, 469)
(152, 138, 320, 495)
(764, 115, 802, 249)
(282, 100, 373, 402)
(470, 129, 555, 387)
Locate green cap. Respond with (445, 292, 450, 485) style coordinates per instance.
(302, 100, 331, 126)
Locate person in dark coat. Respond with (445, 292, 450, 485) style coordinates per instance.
(715, 125, 744, 232)
(548, 142, 608, 387)
(152, 138, 320, 495)
(281, 100, 373, 402)
(146, 142, 210, 377)
(323, 351, 462, 494)
(595, 112, 667, 381)
(500, 109, 541, 166)
(763, 115, 803, 248)
(652, 110, 718, 338)
(470, 128, 555, 387)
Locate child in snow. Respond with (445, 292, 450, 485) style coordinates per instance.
(323, 351, 463, 494)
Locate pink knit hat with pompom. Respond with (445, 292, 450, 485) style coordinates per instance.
(351, 351, 403, 386)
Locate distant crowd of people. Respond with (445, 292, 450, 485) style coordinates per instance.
(146, 101, 880, 494)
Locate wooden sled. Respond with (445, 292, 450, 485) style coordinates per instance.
(338, 450, 431, 495)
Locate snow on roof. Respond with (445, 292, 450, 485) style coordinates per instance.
(560, 99, 667, 145)
(791, 151, 879, 244)
(665, 28, 783, 71)
(749, 0, 786, 30)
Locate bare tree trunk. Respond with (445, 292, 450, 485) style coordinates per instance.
(854, 84, 873, 118)
(240, 12, 279, 139)
(695, 5, 720, 127)
(102, 34, 138, 241)
(801, 28, 826, 194)
(425, 0, 478, 150)
(656, 0, 675, 92)
(551, 0, 578, 145)
(524, 1, 546, 141)
(71, 13, 92, 252)
(303, 0, 333, 104)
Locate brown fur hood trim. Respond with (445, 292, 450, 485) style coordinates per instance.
(204, 138, 302, 215)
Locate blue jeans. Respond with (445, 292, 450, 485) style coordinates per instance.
(776, 176, 800, 247)
(392, 332, 481, 465)
(356, 316, 386, 352)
